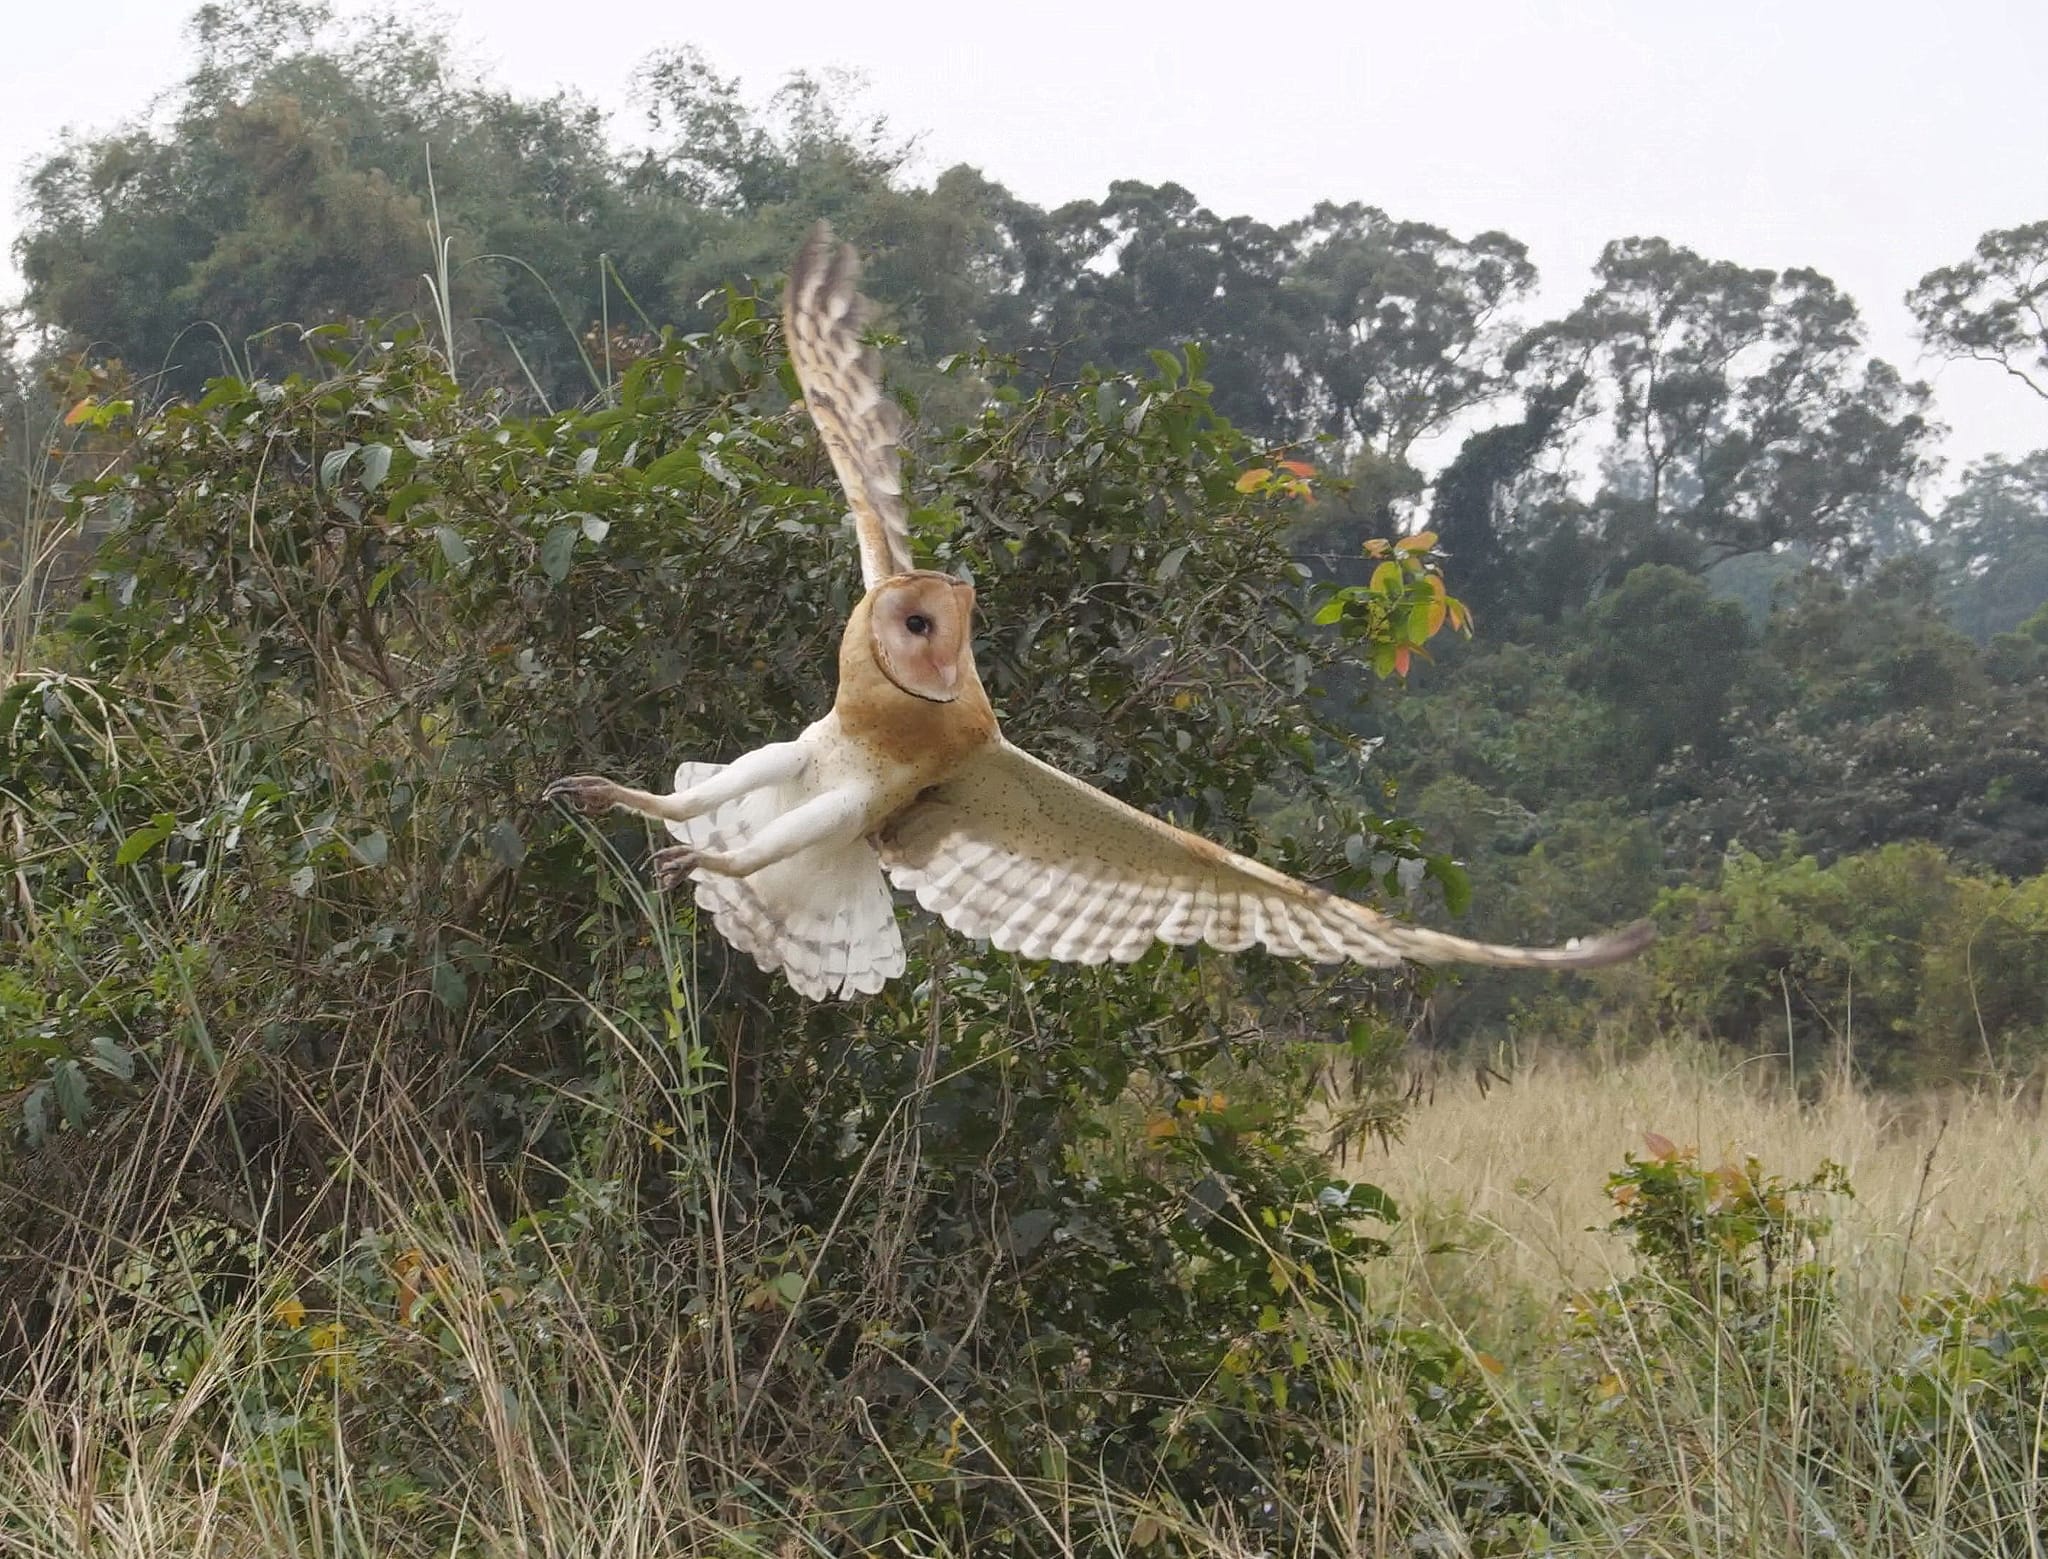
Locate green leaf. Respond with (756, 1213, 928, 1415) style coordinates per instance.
(87, 1036, 136, 1081)
(435, 525, 472, 568)
(1428, 856, 1473, 917)
(384, 481, 432, 521)
(1338, 1181, 1400, 1222)
(430, 955, 469, 1012)
(643, 448, 697, 486)
(21, 1085, 50, 1148)
(772, 1271, 806, 1305)
(51, 1059, 89, 1131)
(116, 814, 177, 865)
(1313, 595, 1346, 626)
(358, 442, 392, 492)
(540, 523, 577, 584)
(1008, 1208, 1057, 1259)
(318, 443, 359, 490)
(350, 830, 389, 868)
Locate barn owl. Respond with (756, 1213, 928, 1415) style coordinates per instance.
(544, 225, 1654, 1000)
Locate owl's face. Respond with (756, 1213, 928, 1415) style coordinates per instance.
(868, 573, 976, 703)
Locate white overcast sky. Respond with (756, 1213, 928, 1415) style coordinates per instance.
(4, 0, 2045, 474)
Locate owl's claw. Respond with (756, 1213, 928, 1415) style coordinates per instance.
(544, 775, 622, 814)
(650, 844, 703, 890)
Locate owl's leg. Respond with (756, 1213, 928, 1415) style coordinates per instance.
(545, 741, 808, 821)
(651, 786, 868, 889)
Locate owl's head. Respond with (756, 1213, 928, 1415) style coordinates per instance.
(863, 571, 977, 703)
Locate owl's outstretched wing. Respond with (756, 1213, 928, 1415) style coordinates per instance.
(785, 222, 914, 590)
(879, 742, 1653, 970)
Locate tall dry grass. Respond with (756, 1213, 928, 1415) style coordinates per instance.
(1353, 1041, 2048, 1335)
(5, 1036, 2043, 1556)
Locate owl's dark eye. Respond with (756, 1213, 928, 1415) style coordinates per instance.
(904, 613, 931, 636)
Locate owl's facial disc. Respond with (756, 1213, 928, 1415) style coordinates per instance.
(870, 575, 974, 703)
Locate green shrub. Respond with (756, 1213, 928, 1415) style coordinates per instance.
(1652, 844, 2048, 1086)
(0, 301, 1479, 1547)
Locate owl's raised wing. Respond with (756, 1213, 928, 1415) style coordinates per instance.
(785, 222, 915, 590)
(879, 742, 1654, 970)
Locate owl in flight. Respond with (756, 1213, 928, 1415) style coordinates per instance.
(545, 225, 1653, 1000)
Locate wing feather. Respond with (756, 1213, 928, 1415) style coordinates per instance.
(667, 760, 904, 1000)
(879, 742, 1655, 971)
(784, 222, 915, 589)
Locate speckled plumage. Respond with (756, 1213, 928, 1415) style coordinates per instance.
(543, 224, 1654, 1000)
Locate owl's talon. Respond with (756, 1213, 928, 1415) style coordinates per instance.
(545, 775, 621, 814)
(650, 845, 702, 890)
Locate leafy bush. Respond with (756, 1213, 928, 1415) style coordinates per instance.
(1651, 844, 2048, 1086)
(0, 297, 1486, 1546)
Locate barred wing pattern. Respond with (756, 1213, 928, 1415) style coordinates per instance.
(785, 223, 915, 589)
(880, 743, 1655, 971)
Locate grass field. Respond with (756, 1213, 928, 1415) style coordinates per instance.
(3, 1038, 2044, 1556)
(1355, 1044, 2048, 1333)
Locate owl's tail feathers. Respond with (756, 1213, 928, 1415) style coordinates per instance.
(665, 762, 905, 1001)
(1358, 914, 1657, 970)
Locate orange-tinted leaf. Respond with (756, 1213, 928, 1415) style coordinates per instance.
(1425, 597, 1448, 636)
(1278, 459, 1316, 479)
(1396, 530, 1439, 553)
(1392, 645, 1412, 676)
(1643, 1131, 1678, 1161)
(1425, 573, 1447, 601)
(1370, 560, 1403, 594)
(64, 399, 96, 427)
(1235, 467, 1272, 493)
(1363, 538, 1391, 558)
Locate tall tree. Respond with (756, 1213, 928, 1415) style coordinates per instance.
(1908, 220, 2048, 403)
(16, 1, 647, 402)
(1531, 238, 1933, 567)
(1018, 182, 1299, 436)
(1576, 563, 1752, 774)
(1940, 451, 2048, 642)
(1427, 368, 1588, 610)
(1281, 203, 1534, 462)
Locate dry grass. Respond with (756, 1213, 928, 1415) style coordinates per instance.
(1348, 1041, 2048, 1332)
(6, 1039, 2043, 1556)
